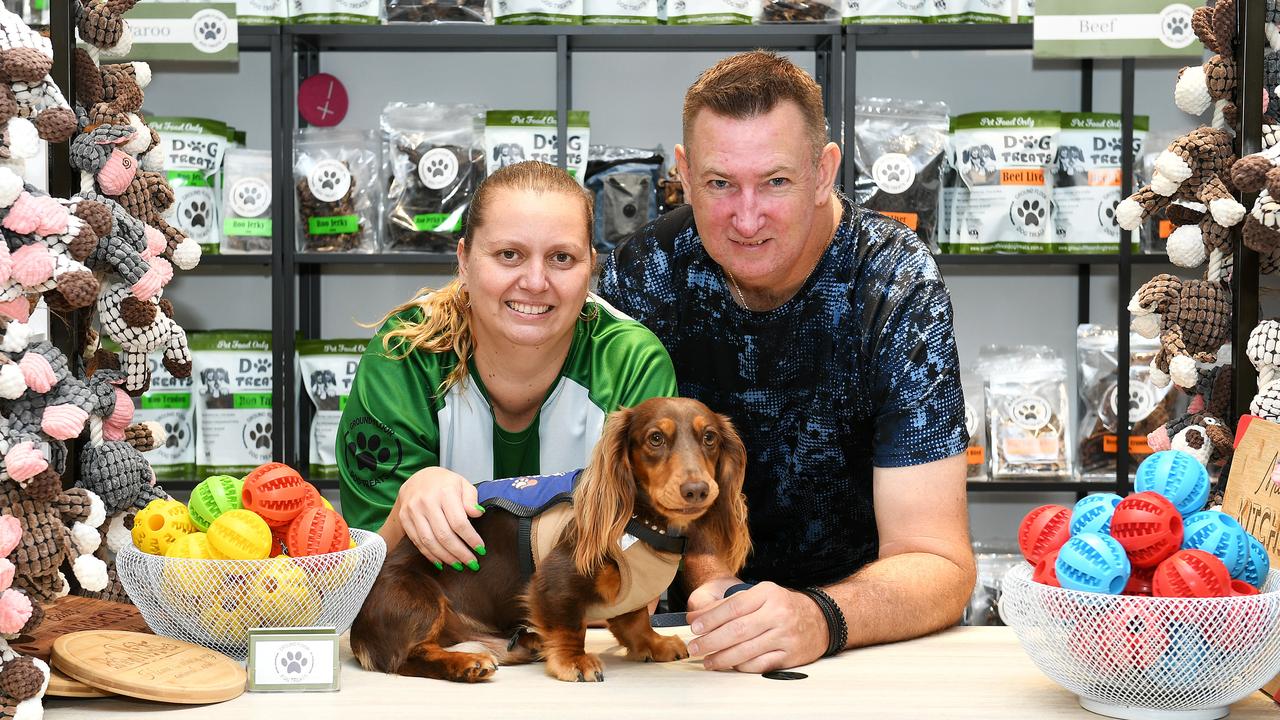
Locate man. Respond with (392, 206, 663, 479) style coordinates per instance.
(599, 51, 976, 673)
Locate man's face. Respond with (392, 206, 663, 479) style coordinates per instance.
(677, 101, 829, 288)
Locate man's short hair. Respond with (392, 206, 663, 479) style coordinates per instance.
(682, 50, 827, 157)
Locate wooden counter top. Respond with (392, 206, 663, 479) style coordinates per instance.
(41, 626, 1280, 719)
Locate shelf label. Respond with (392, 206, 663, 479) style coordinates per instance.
(1034, 0, 1204, 59)
(95, 3, 239, 63)
(308, 215, 359, 235)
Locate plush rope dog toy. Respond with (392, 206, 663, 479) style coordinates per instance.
(1129, 274, 1232, 389)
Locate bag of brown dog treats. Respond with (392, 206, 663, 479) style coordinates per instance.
(977, 345, 1072, 478)
(853, 97, 950, 251)
(294, 128, 380, 253)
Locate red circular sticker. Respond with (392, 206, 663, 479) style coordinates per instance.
(297, 73, 349, 127)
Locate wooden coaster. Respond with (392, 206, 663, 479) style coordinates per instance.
(10, 595, 151, 662)
(46, 666, 115, 698)
(52, 631, 246, 704)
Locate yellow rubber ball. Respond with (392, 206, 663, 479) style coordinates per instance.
(249, 557, 321, 627)
(164, 532, 221, 559)
(132, 499, 197, 556)
(207, 509, 273, 560)
(198, 581, 263, 640)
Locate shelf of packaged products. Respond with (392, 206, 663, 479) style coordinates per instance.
(850, 22, 1031, 51)
(294, 252, 458, 265)
(934, 253, 1171, 266)
(967, 480, 1118, 493)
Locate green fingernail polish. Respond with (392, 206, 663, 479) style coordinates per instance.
(475, 504, 486, 513)
(433, 561, 443, 571)
(467, 560, 480, 571)
(451, 562, 464, 571)
(475, 545, 487, 556)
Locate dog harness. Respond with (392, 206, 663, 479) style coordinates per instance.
(476, 470, 685, 621)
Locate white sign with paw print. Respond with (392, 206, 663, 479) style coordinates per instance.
(248, 627, 341, 692)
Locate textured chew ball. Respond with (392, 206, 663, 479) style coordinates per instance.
(1018, 505, 1072, 565)
(188, 475, 244, 531)
(207, 509, 273, 560)
(164, 531, 221, 559)
(285, 507, 349, 557)
(1070, 493, 1124, 536)
(1181, 510, 1251, 578)
(242, 463, 312, 528)
(1153, 549, 1232, 598)
(1055, 532, 1131, 595)
(1134, 450, 1211, 516)
(1111, 491, 1184, 568)
(1241, 535, 1272, 589)
(132, 498, 196, 555)
(250, 557, 321, 627)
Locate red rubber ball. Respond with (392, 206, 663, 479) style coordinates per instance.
(286, 506, 350, 557)
(1033, 547, 1062, 587)
(1153, 549, 1232, 598)
(1110, 492, 1183, 569)
(1019, 505, 1072, 565)
(242, 463, 312, 529)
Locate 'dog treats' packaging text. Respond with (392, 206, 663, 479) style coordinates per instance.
(191, 331, 273, 477)
(1053, 112, 1148, 253)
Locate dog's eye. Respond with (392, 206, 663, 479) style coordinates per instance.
(647, 431, 665, 447)
(702, 430, 718, 446)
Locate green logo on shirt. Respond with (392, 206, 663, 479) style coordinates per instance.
(342, 416, 403, 487)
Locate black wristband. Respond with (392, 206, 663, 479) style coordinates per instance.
(799, 586, 847, 658)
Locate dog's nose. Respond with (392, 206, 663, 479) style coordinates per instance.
(681, 481, 709, 503)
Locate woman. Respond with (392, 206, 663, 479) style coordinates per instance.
(338, 161, 677, 573)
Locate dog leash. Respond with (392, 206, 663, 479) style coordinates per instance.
(648, 582, 755, 628)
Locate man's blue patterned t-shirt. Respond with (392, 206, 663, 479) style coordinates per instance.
(599, 198, 968, 588)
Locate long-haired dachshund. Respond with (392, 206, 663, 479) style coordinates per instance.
(351, 396, 751, 682)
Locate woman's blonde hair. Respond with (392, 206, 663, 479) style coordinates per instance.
(373, 161, 595, 397)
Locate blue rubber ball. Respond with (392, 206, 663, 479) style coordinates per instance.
(1181, 511, 1250, 578)
(1070, 493, 1124, 536)
(1240, 534, 1272, 589)
(1134, 450, 1210, 516)
(1055, 532, 1132, 595)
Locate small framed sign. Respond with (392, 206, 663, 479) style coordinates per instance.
(1034, 0, 1206, 59)
(247, 627, 341, 693)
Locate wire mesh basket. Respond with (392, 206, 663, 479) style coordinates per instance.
(117, 528, 387, 661)
(999, 563, 1280, 720)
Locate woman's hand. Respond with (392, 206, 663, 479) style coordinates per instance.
(395, 467, 487, 571)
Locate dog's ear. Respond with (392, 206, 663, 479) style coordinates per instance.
(571, 406, 636, 578)
(690, 413, 751, 576)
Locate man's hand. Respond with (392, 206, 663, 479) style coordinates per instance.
(684, 582, 827, 673)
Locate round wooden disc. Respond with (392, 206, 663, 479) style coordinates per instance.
(52, 631, 245, 704)
(46, 666, 115, 698)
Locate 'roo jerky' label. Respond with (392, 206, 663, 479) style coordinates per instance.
(947, 111, 1060, 254)
(190, 331, 273, 478)
(1053, 112, 1147, 254)
(298, 339, 365, 480)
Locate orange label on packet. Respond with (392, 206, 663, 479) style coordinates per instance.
(1102, 435, 1153, 454)
(1159, 220, 1173, 239)
(966, 446, 985, 465)
(1000, 168, 1045, 185)
(1088, 169, 1122, 187)
(882, 212, 918, 230)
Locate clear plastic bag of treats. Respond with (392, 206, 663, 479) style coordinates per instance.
(977, 345, 1072, 478)
(294, 128, 380, 253)
(1075, 324, 1175, 479)
(961, 370, 988, 480)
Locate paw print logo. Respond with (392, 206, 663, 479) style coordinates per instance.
(318, 169, 338, 191)
(1107, 383, 1156, 424)
(418, 148, 460, 190)
(253, 358, 271, 373)
(1165, 15, 1187, 37)
(347, 431, 391, 472)
(274, 644, 314, 683)
(189, 140, 207, 155)
(871, 153, 915, 195)
(511, 476, 540, 490)
(163, 422, 187, 449)
(1015, 199, 1045, 227)
(1009, 396, 1050, 431)
(230, 178, 270, 217)
(198, 20, 223, 42)
(183, 200, 208, 228)
(248, 422, 272, 450)
(190, 9, 231, 54)
(1158, 5, 1195, 49)
(238, 185, 262, 207)
(308, 160, 352, 203)
(426, 157, 449, 179)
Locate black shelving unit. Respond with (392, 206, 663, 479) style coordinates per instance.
(41, 14, 1266, 495)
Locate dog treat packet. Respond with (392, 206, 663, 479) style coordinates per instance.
(491, 0, 584, 23)
(949, 111, 1059, 254)
(1015, 0, 1033, 22)
(382, 102, 486, 253)
(964, 541, 1021, 626)
(295, 128, 380, 253)
(842, 0, 927, 23)
(149, 117, 231, 255)
(961, 370, 987, 480)
(237, 0, 290, 23)
(584, 145, 663, 251)
(976, 345, 1071, 478)
(220, 148, 273, 254)
(291, 0, 382, 22)
(853, 97, 950, 252)
(387, 0, 487, 21)
(190, 331, 273, 478)
(762, 0, 837, 22)
(665, 0, 759, 24)
(584, 0, 659, 23)
(931, 0, 1013, 23)
(1076, 324, 1173, 479)
(485, 110, 590, 182)
(102, 340, 195, 480)
(298, 339, 364, 481)
(1053, 112, 1148, 254)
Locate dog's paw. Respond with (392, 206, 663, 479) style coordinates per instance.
(627, 634, 688, 663)
(546, 652, 605, 682)
(443, 651, 498, 683)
